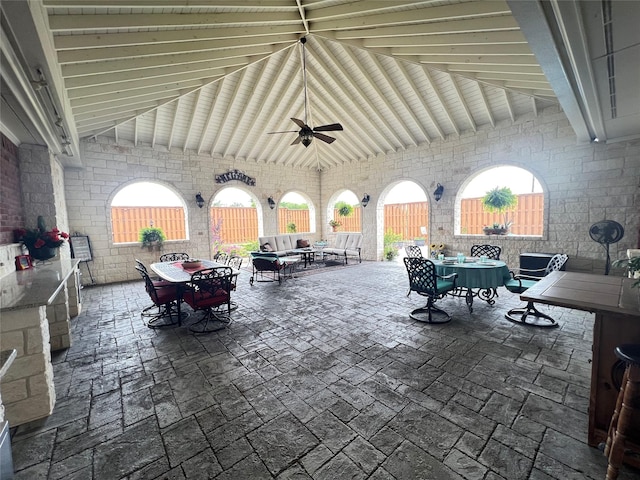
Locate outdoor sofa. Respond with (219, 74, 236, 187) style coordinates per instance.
(258, 234, 308, 256)
(322, 232, 363, 264)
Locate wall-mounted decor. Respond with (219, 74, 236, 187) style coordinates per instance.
(215, 169, 256, 186)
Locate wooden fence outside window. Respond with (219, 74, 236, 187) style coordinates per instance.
(111, 193, 543, 244)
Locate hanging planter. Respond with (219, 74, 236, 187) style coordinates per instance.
(139, 227, 166, 249)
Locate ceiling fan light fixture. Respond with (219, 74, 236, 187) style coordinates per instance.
(301, 131, 313, 147)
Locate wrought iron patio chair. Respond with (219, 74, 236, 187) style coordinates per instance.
(183, 267, 233, 333)
(135, 265, 182, 328)
(135, 259, 175, 318)
(403, 256, 458, 324)
(159, 252, 190, 262)
(504, 253, 569, 327)
(249, 252, 295, 285)
(213, 251, 230, 265)
(405, 245, 423, 258)
(471, 244, 502, 260)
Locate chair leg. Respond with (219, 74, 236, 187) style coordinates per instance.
(146, 301, 180, 328)
(409, 297, 451, 324)
(505, 301, 559, 328)
(189, 306, 232, 334)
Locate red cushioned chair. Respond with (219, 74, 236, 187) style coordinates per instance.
(135, 264, 182, 328)
(183, 267, 233, 333)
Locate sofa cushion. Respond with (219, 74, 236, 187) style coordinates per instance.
(260, 242, 274, 252)
(297, 239, 310, 248)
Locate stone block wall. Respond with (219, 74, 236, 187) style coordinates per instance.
(0, 306, 56, 426)
(320, 105, 640, 271)
(65, 139, 321, 284)
(62, 105, 639, 283)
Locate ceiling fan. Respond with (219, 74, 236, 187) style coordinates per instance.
(268, 37, 343, 148)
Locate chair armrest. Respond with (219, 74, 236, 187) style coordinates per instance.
(509, 266, 546, 280)
(438, 272, 457, 281)
(438, 272, 458, 288)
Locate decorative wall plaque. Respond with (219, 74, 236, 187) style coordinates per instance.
(215, 169, 255, 186)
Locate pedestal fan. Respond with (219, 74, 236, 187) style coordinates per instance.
(589, 220, 624, 275)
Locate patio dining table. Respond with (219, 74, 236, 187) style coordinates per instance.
(433, 258, 512, 313)
(150, 259, 240, 319)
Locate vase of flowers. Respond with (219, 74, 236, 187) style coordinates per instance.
(13, 216, 69, 261)
(329, 219, 341, 232)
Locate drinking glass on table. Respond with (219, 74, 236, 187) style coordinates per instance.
(457, 252, 465, 264)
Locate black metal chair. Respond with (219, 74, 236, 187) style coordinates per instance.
(135, 265, 182, 328)
(159, 252, 190, 262)
(249, 252, 295, 285)
(227, 255, 243, 271)
(135, 259, 175, 318)
(504, 253, 568, 327)
(471, 244, 502, 260)
(213, 251, 230, 265)
(403, 257, 458, 324)
(405, 245, 423, 258)
(183, 267, 233, 333)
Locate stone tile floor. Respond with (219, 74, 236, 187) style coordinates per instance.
(9, 260, 640, 479)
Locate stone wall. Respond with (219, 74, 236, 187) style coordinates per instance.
(321, 105, 640, 272)
(64, 105, 639, 284)
(65, 139, 320, 284)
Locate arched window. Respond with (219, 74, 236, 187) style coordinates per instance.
(458, 166, 544, 236)
(278, 192, 313, 234)
(329, 191, 361, 232)
(111, 181, 187, 243)
(211, 187, 258, 251)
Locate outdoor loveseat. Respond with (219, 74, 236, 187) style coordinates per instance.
(258, 234, 309, 256)
(322, 232, 363, 264)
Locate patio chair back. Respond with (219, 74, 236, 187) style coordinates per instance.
(470, 244, 501, 260)
(405, 245, 423, 258)
(159, 252, 190, 262)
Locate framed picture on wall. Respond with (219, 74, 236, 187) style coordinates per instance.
(15, 255, 33, 271)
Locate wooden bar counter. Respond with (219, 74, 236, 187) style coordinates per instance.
(0, 258, 81, 426)
(521, 271, 640, 466)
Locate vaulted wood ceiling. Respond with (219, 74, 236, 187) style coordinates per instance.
(9, 1, 635, 171)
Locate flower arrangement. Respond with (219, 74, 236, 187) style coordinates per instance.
(430, 243, 445, 258)
(329, 219, 342, 228)
(13, 216, 68, 260)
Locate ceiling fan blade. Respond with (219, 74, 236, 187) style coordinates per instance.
(313, 132, 336, 144)
(290, 136, 302, 146)
(291, 118, 306, 128)
(313, 123, 343, 132)
(267, 130, 298, 134)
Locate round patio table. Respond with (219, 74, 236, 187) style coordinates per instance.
(433, 258, 512, 313)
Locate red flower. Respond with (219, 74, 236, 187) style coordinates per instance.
(34, 238, 46, 248)
(60, 232, 69, 239)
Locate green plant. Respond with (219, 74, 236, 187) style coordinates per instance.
(612, 256, 640, 288)
(286, 222, 297, 233)
(482, 186, 518, 229)
(139, 226, 166, 247)
(239, 240, 259, 256)
(383, 229, 402, 261)
(329, 219, 342, 228)
(336, 201, 354, 217)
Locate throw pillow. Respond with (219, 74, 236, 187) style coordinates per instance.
(296, 239, 310, 248)
(260, 242, 274, 252)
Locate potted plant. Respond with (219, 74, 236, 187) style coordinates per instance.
(286, 222, 297, 233)
(329, 219, 342, 232)
(13, 215, 69, 261)
(336, 201, 354, 218)
(139, 226, 166, 249)
(481, 186, 518, 235)
(612, 255, 640, 289)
